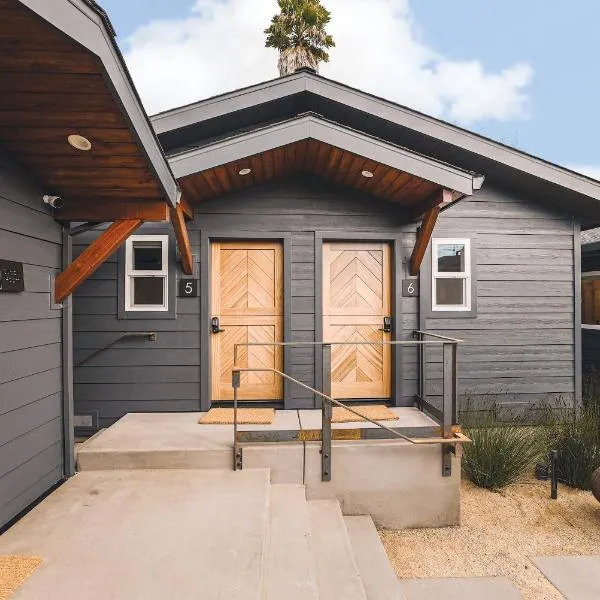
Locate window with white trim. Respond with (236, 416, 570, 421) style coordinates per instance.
(124, 235, 169, 312)
(432, 238, 471, 312)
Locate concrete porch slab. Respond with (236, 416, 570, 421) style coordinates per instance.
(76, 410, 460, 528)
(0, 469, 270, 600)
(534, 556, 600, 600)
(399, 577, 523, 599)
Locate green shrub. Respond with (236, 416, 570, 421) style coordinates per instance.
(462, 416, 546, 491)
(545, 403, 600, 490)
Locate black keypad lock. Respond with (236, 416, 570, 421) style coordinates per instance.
(0, 260, 25, 293)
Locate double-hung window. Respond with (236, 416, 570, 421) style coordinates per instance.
(432, 238, 471, 312)
(124, 235, 169, 312)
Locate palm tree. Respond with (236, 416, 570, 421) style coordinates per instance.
(265, 0, 335, 77)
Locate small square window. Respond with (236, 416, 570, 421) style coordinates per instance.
(432, 238, 471, 312)
(125, 235, 169, 312)
(132, 277, 165, 306)
(435, 278, 465, 306)
(437, 243, 466, 273)
(133, 243, 163, 271)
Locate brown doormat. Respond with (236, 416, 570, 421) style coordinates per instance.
(198, 408, 275, 425)
(331, 405, 399, 424)
(0, 556, 43, 600)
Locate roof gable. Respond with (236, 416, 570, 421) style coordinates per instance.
(152, 70, 600, 223)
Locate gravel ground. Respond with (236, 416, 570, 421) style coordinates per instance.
(380, 478, 600, 600)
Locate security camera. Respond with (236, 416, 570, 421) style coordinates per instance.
(42, 195, 64, 210)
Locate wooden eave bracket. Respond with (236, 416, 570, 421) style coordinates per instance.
(409, 190, 451, 276)
(171, 201, 194, 275)
(55, 219, 143, 304)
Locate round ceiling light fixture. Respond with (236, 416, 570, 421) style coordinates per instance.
(239, 168, 252, 176)
(67, 134, 92, 151)
(361, 170, 374, 178)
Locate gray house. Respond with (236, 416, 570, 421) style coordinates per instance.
(72, 70, 600, 429)
(3, 0, 600, 533)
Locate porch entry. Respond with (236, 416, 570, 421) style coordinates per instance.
(210, 241, 283, 401)
(323, 242, 392, 399)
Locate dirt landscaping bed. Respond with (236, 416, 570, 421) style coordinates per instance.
(380, 478, 600, 600)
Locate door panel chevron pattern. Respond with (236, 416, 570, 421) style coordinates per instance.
(212, 242, 283, 401)
(324, 242, 392, 399)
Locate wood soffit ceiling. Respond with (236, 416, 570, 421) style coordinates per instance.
(0, 0, 165, 205)
(180, 139, 441, 207)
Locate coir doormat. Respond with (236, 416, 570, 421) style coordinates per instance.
(331, 405, 399, 424)
(198, 408, 275, 425)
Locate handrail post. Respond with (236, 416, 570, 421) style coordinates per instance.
(232, 369, 242, 471)
(442, 342, 453, 439)
(415, 330, 424, 410)
(441, 342, 455, 477)
(451, 342, 458, 427)
(321, 344, 332, 482)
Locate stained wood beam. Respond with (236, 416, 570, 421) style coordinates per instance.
(55, 220, 142, 303)
(170, 203, 194, 275)
(411, 188, 452, 221)
(410, 206, 441, 276)
(180, 195, 194, 220)
(55, 201, 169, 222)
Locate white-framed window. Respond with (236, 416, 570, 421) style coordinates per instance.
(124, 235, 169, 312)
(432, 238, 471, 312)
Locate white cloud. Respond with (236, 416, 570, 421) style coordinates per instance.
(568, 165, 600, 182)
(123, 0, 533, 125)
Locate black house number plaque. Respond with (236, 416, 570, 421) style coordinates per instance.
(402, 279, 419, 297)
(178, 279, 198, 298)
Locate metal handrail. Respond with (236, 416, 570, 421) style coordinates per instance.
(230, 334, 463, 479)
(74, 332, 157, 368)
(233, 338, 462, 366)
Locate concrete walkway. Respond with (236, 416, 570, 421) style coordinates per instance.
(535, 556, 600, 600)
(0, 469, 270, 600)
(399, 577, 523, 599)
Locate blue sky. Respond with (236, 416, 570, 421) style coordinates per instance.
(101, 0, 599, 176)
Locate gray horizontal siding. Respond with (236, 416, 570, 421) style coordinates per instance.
(418, 184, 576, 414)
(0, 148, 63, 528)
(73, 177, 415, 422)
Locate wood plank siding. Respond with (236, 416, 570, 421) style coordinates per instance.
(72, 175, 577, 426)
(416, 182, 576, 415)
(0, 147, 63, 528)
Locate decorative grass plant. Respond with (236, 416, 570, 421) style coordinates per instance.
(545, 402, 600, 490)
(462, 415, 547, 491)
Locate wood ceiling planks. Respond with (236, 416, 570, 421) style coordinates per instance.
(179, 140, 441, 209)
(0, 1, 165, 206)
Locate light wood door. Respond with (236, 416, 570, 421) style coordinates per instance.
(211, 241, 284, 401)
(323, 242, 392, 399)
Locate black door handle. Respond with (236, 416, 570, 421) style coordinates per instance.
(379, 316, 393, 333)
(211, 317, 225, 334)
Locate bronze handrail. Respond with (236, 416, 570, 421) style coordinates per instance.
(230, 334, 465, 479)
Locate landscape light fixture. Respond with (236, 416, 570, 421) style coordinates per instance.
(67, 134, 92, 151)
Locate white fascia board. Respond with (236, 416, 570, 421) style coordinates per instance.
(169, 115, 481, 195)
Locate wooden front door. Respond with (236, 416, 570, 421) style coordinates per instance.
(211, 241, 284, 401)
(323, 242, 392, 399)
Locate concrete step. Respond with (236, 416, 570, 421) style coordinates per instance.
(344, 516, 406, 600)
(307, 499, 367, 600)
(263, 484, 319, 600)
(0, 469, 271, 600)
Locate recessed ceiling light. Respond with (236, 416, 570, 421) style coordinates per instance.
(67, 134, 92, 151)
(361, 170, 374, 178)
(239, 168, 252, 176)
